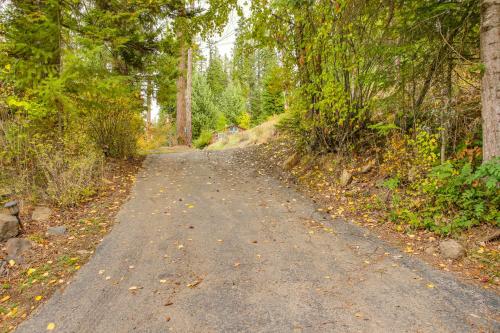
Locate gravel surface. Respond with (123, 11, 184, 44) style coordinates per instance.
(16, 149, 499, 333)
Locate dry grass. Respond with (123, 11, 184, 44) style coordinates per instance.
(207, 115, 283, 151)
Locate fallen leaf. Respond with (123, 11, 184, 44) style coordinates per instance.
(165, 301, 173, 306)
(47, 323, 56, 330)
(177, 244, 184, 249)
(98, 270, 105, 275)
(165, 316, 171, 322)
(0, 295, 10, 303)
(27, 268, 36, 276)
(160, 279, 167, 283)
(8, 259, 15, 266)
(35, 295, 43, 301)
(233, 262, 241, 267)
(426, 283, 435, 289)
(128, 286, 143, 291)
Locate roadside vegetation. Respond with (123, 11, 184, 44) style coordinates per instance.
(240, 0, 499, 237)
(0, 0, 499, 329)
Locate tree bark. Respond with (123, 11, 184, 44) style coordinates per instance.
(185, 47, 193, 146)
(146, 78, 153, 139)
(176, 36, 187, 145)
(441, 58, 453, 164)
(480, 0, 500, 161)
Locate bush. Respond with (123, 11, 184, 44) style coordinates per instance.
(138, 122, 176, 152)
(194, 129, 213, 149)
(421, 158, 500, 234)
(34, 141, 103, 207)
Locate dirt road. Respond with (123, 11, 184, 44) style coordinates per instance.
(16, 150, 499, 332)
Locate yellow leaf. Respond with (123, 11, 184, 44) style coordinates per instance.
(35, 295, 43, 301)
(426, 283, 435, 289)
(8, 259, 16, 266)
(0, 295, 10, 303)
(47, 322, 56, 330)
(6, 307, 17, 317)
(27, 268, 36, 276)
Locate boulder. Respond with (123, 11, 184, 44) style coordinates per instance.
(0, 214, 19, 241)
(339, 169, 353, 187)
(46, 225, 67, 236)
(6, 238, 32, 261)
(32, 206, 52, 222)
(439, 239, 465, 260)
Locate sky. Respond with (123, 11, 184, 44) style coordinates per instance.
(200, 9, 240, 60)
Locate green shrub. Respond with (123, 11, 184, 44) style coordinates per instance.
(194, 129, 213, 149)
(420, 158, 500, 234)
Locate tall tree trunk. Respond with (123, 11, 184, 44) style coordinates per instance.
(441, 57, 453, 164)
(146, 78, 153, 139)
(480, 0, 500, 161)
(55, 0, 64, 138)
(185, 47, 193, 146)
(176, 36, 187, 145)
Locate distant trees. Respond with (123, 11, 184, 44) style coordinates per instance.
(188, 40, 285, 143)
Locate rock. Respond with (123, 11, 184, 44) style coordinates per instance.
(282, 152, 301, 171)
(32, 206, 52, 222)
(46, 226, 67, 236)
(424, 246, 438, 255)
(0, 214, 19, 241)
(439, 239, 465, 260)
(6, 238, 32, 261)
(339, 169, 353, 187)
